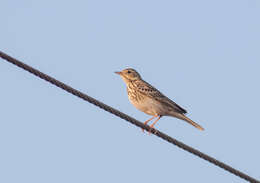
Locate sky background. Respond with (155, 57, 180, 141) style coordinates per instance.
(1, 0, 260, 182)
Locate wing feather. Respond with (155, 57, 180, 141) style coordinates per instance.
(134, 80, 187, 114)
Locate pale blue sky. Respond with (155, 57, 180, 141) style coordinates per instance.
(1, 0, 260, 182)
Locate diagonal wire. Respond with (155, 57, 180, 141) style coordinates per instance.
(0, 50, 259, 183)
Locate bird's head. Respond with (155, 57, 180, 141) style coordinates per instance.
(115, 68, 141, 83)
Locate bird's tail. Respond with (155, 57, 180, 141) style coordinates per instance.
(173, 113, 204, 131)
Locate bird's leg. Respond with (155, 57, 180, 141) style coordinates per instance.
(149, 115, 162, 134)
(142, 115, 158, 132)
(144, 115, 158, 125)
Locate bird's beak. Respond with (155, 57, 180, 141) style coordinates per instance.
(115, 71, 122, 75)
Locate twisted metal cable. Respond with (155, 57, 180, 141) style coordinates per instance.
(0, 51, 259, 183)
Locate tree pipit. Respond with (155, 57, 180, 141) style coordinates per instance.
(115, 68, 204, 133)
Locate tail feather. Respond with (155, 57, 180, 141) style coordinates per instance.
(173, 113, 204, 131)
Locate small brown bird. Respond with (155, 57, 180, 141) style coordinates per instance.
(115, 68, 204, 132)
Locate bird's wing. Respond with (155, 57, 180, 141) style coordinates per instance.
(134, 80, 187, 114)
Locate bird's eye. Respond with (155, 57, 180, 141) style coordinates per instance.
(127, 71, 131, 74)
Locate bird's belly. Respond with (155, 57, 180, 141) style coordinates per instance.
(129, 96, 167, 116)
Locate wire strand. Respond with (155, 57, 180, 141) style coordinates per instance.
(0, 51, 259, 183)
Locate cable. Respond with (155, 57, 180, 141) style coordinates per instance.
(0, 50, 259, 183)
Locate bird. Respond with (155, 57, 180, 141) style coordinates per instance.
(115, 68, 204, 132)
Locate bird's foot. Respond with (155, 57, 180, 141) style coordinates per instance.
(148, 125, 158, 135)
